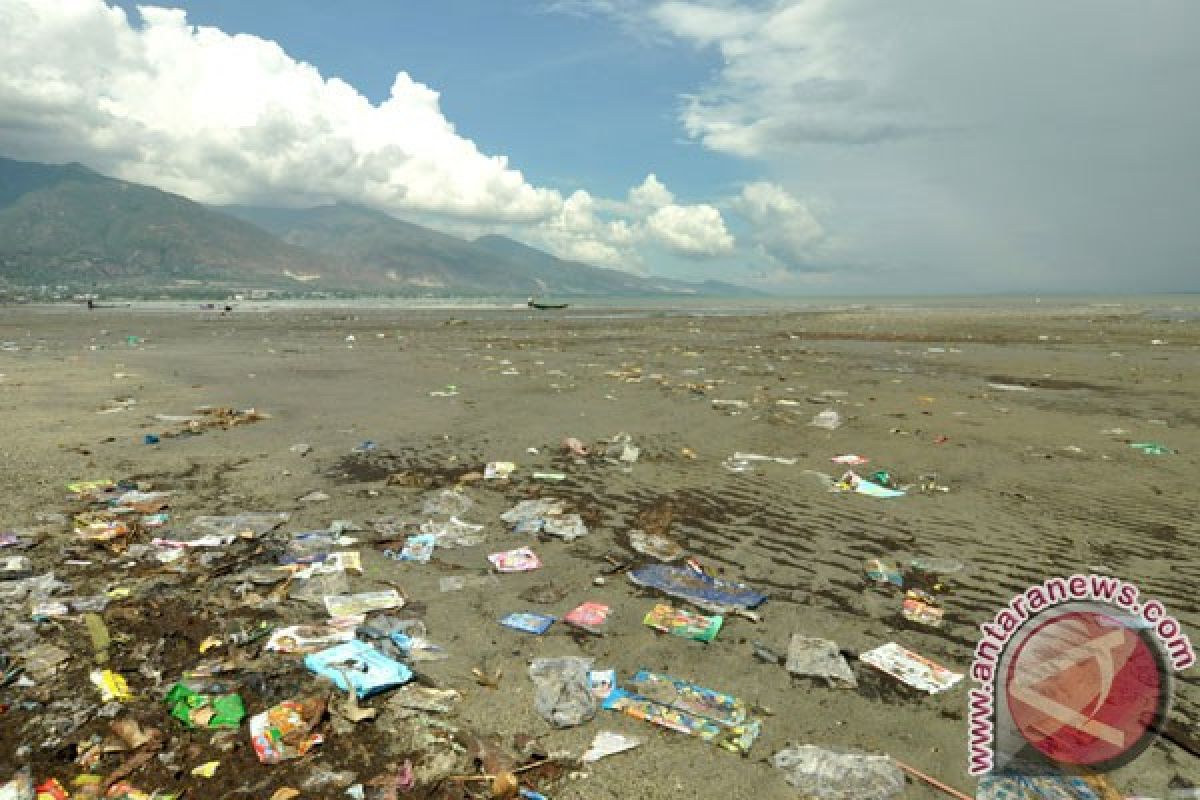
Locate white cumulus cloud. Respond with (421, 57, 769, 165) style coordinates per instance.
(734, 181, 825, 267)
(0, 0, 561, 220)
(628, 173, 675, 208)
(644, 203, 734, 257)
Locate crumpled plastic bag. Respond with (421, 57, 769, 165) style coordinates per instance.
(785, 635, 857, 689)
(528, 657, 596, 728)
(771, 745, 904, 800)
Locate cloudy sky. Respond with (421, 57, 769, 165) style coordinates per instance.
(2, 0, 1196, 293)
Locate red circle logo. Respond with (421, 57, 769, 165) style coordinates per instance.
(1004, 609, 1166, 768)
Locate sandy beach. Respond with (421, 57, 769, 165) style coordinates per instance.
(1, 302, 1196, 799)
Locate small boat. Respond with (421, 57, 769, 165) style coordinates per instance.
(527, 297, 569, 310)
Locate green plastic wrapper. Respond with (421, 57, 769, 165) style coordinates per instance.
(165, 682, 246, 729)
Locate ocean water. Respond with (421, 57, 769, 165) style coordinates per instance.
(33, 292, 1200, 320)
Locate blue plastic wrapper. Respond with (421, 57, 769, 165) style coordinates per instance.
(627, 564, 767, 613)
(501, 612, 556, 635)
(304, 640, 413, 698)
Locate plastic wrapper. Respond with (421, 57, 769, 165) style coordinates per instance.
(785, 634, 857, 688)
(542, 513, 588, 541)
(304, 640, 412, 698)
(643, 604, 722, 642)
(323, 590, 404, 618)
(250, 697, 326, 764)
(529, 656, 596, 728)
(501, 612, 555, 634)
(420, 516, 484, 548)
(859, 641, 962, 694)
(628, 564, 766, 613)
(488, 547, 541, 573)
(771, 745, 904, 800)
(603, 670, 761, 754)
(564, 602, 610, 634)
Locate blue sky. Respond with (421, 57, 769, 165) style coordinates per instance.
(4, 1, 1198, 293)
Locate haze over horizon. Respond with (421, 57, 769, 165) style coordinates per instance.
(1, 0, 1197, 295)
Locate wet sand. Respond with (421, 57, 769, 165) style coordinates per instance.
(0, 304, 1196, 798)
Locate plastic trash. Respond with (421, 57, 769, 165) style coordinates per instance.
(542, 513, 588, 541)
(1130, 442, 1174, 455)
(859, 641, 963, 694)
(603, 670, 761, 754)
(420, 516, 485, 548)
(628, 530, 685, 562)
(863, 558, 904, 587)
(836, 471, 905, 498)
(500, 612, 556, 634)
(488, 547, 542, 572)
(564, 602, 610, 635)
(501, 498, 566, 531)
(785, 635, 857, 688)
(322, 589, 404, 618)
(771, 745, 904, 800)
(643, 604, 722, 642)
(485, 461, 517, 479)
(976, 770, 1114, 800)
(165, 683, 246, 729)
(304, 640, 413, 698)
(810, 409, 844, 430)
(581, 731, 642, 763)
(628, 563, 767, 614)
(249, 697, 326, 764)
(529, 657, 597, 728)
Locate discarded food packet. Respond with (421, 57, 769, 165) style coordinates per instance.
(164, 682, 246, 729)
(581, 731, 642, 763)
(484, 461, 517, 479)
(863, 558, 904, 587)
(488, 546, 542, 573)
(323, 589, 404, 618)
(771, 745, 904, 800)
(901, 591, 944, 627)
(304, 640, 413, 699)
(785, 635, 857, 689)
(397, 533, 436, 563)
(588, 669, 617, 701)
(643, 604, 722, 642)
(564, 602, 610, 634)
(500, 612, 556, 635)
(266, 625, 356, 654)
(628, 563, 766, 613)
(603, 670, 760, 754)
(836, 471, 906, 498)
(249, 696, 325, 764)
(831, 454, 870, 465)
(859, 641, 962, 694)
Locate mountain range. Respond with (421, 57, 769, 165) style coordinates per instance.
(0, 156, 757, 296)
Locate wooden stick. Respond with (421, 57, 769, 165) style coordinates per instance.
(893, 759, 973, 800)
(446, 759, 551, 783)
